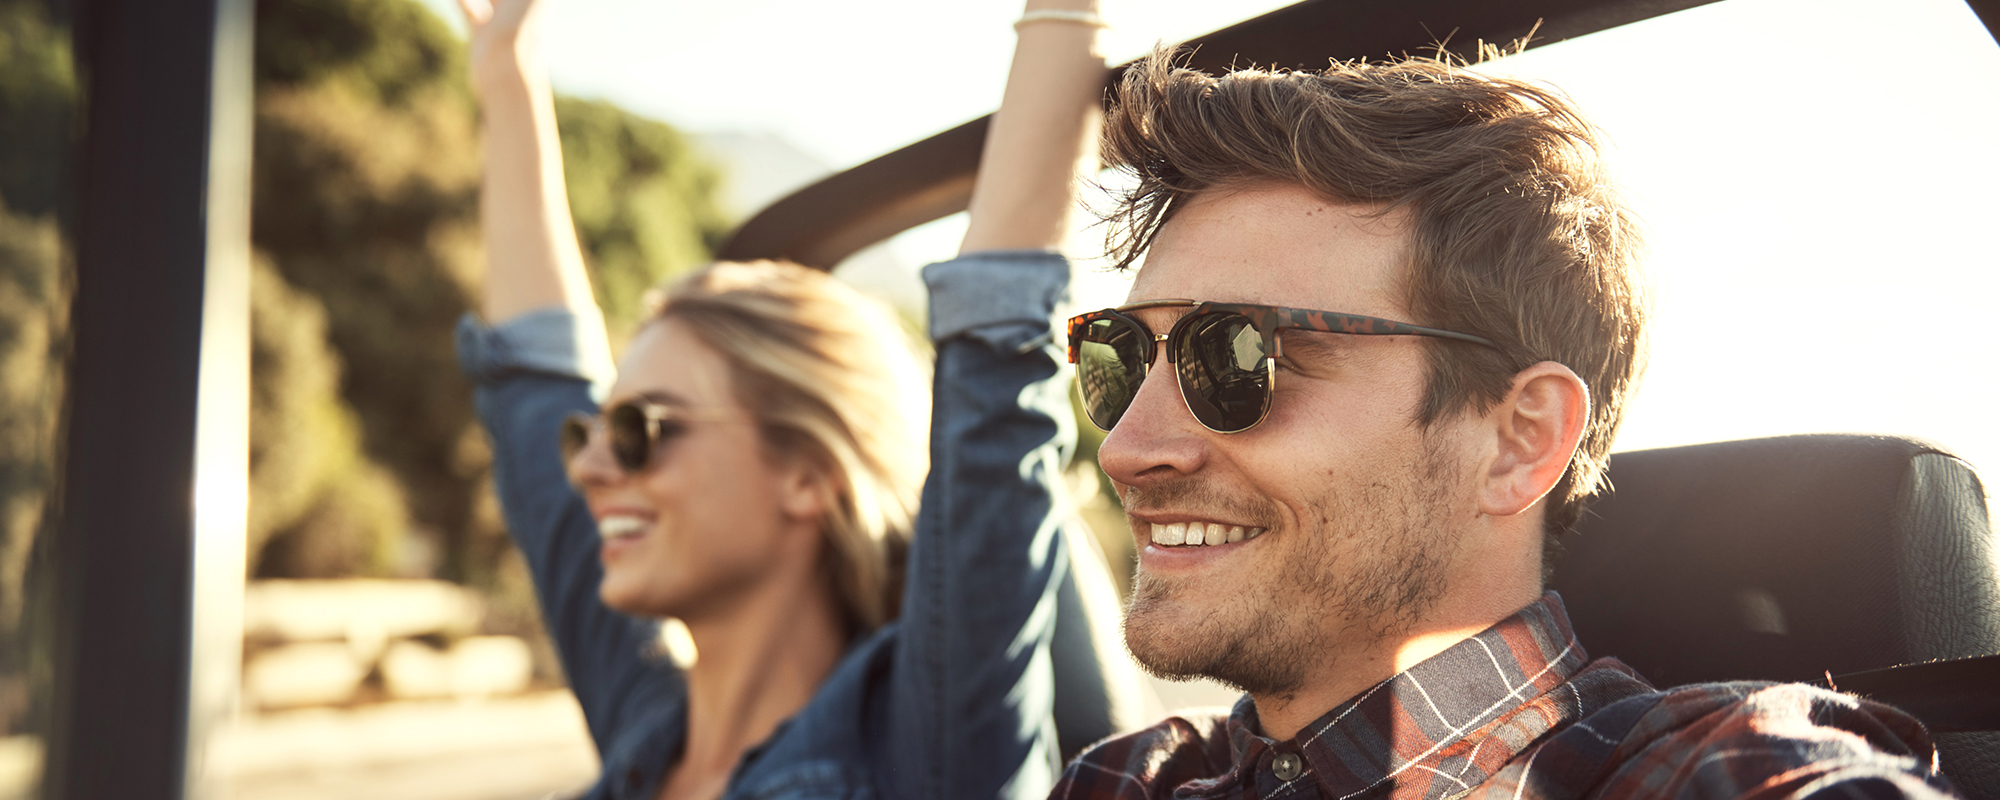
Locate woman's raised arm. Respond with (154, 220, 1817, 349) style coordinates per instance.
(959, 0, 1107, 254)
(453, 0, 664, 754)
(459, 0, 599, 323)
(886, 3, 1115, 798)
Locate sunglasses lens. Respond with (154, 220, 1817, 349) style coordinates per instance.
(559, 413, 593, 464)
(1176, 313, 1271, 432)
(606, 403, 653, 472)
(1075, 317, 1148, 430)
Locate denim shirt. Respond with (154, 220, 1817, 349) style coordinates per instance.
(456, 252, 1076, 800)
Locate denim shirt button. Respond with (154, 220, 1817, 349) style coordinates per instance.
(1271, 751, 1304, 782)
(624, 766, 645, 793)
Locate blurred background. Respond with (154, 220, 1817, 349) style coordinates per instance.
(1, 0, 1996, 798)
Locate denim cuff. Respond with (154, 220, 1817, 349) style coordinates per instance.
(455, 307, 616, 402)
(922, 250, 1071, 352)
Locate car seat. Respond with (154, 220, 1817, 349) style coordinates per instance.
(1553, 434, 1998, 797)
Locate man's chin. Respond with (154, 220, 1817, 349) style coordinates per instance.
(1123, 578, 1303, 696)
(1124, 606, 1218, 683)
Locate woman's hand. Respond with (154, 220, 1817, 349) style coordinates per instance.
(457, 0, 544, 94)
(458, 0, 599, 324)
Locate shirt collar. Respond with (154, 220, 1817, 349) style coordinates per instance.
(1206, 593, 1591, 800)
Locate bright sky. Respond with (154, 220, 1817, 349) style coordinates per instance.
(428, 0, 1302, 166)
(426, 0, 2000, 487)
(1466, 0, 2000, 475)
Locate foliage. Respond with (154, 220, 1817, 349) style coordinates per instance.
(0, 0, 71, 702)
(248, 252, 411, 577)
(555, 95, 731, 329)
(255, 0, 459, 107)
(0, 200, 67, 677)
(0, 0, 74, 220)
(249, 14, 490, 577)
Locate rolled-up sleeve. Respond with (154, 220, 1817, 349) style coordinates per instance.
(456, 305, 618, 398)
(923, 250, 1071, 352)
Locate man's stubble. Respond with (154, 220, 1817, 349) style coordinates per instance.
(1120, 433, 1465, 698)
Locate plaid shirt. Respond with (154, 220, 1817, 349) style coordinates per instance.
(1053, 594, 1954, 800)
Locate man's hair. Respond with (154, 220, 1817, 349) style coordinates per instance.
(1100, 50, 1649, 573)
(650, 260, 930, 633)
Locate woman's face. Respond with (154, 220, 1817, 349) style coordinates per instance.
(569, 318, 826, 620)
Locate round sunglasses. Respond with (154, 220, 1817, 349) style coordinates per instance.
(1066, 299, 1500, 433)
(560, 399, 729, 473)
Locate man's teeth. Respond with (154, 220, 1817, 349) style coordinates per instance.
(598, 515, 650, 540)
(1150, 522, 1264, 547)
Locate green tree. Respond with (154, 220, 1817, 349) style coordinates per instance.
(0, 200, 67, 699)
(0, 1, 73, 730)
(248, 252, 412, 577)
(555, 95, 731, 329)
(0, 0, 75, 220)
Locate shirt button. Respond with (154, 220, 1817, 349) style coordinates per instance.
(1272, 752, 1304, 782)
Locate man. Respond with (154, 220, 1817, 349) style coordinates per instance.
(1052, 51, 1955, 799)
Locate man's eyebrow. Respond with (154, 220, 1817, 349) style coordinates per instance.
(1274, 330, 1350, 363)
(628, 389, 692, 407)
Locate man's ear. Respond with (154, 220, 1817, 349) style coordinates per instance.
(1479, 361, 1590, 518)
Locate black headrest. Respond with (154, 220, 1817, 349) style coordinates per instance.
(1552, 433, 1998, 687)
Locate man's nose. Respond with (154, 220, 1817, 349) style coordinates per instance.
(1094, 362, 1208, 486)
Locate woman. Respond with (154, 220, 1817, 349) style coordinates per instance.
(451, 0, 1115, 798)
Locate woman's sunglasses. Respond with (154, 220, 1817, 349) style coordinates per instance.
(560, 400, 724, 473)
(1066, 299, 1500, 434)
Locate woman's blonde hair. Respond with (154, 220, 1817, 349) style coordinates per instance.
(648, 260, 929, 634)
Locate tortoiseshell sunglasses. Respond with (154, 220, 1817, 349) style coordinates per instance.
(1066, 299, 1500, 433)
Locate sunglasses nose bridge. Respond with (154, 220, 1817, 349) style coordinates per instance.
(563, 419, 621, 490)
(561, 413, 598, 456)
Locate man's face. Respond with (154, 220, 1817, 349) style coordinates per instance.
(1102, 183, 1484, 697)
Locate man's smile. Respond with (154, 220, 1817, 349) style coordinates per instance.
(1129, 511, 1276, 575)
(1146, 521, 1268, 547)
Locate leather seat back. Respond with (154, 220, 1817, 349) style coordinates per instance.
(1553, 433, 1997, 796)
